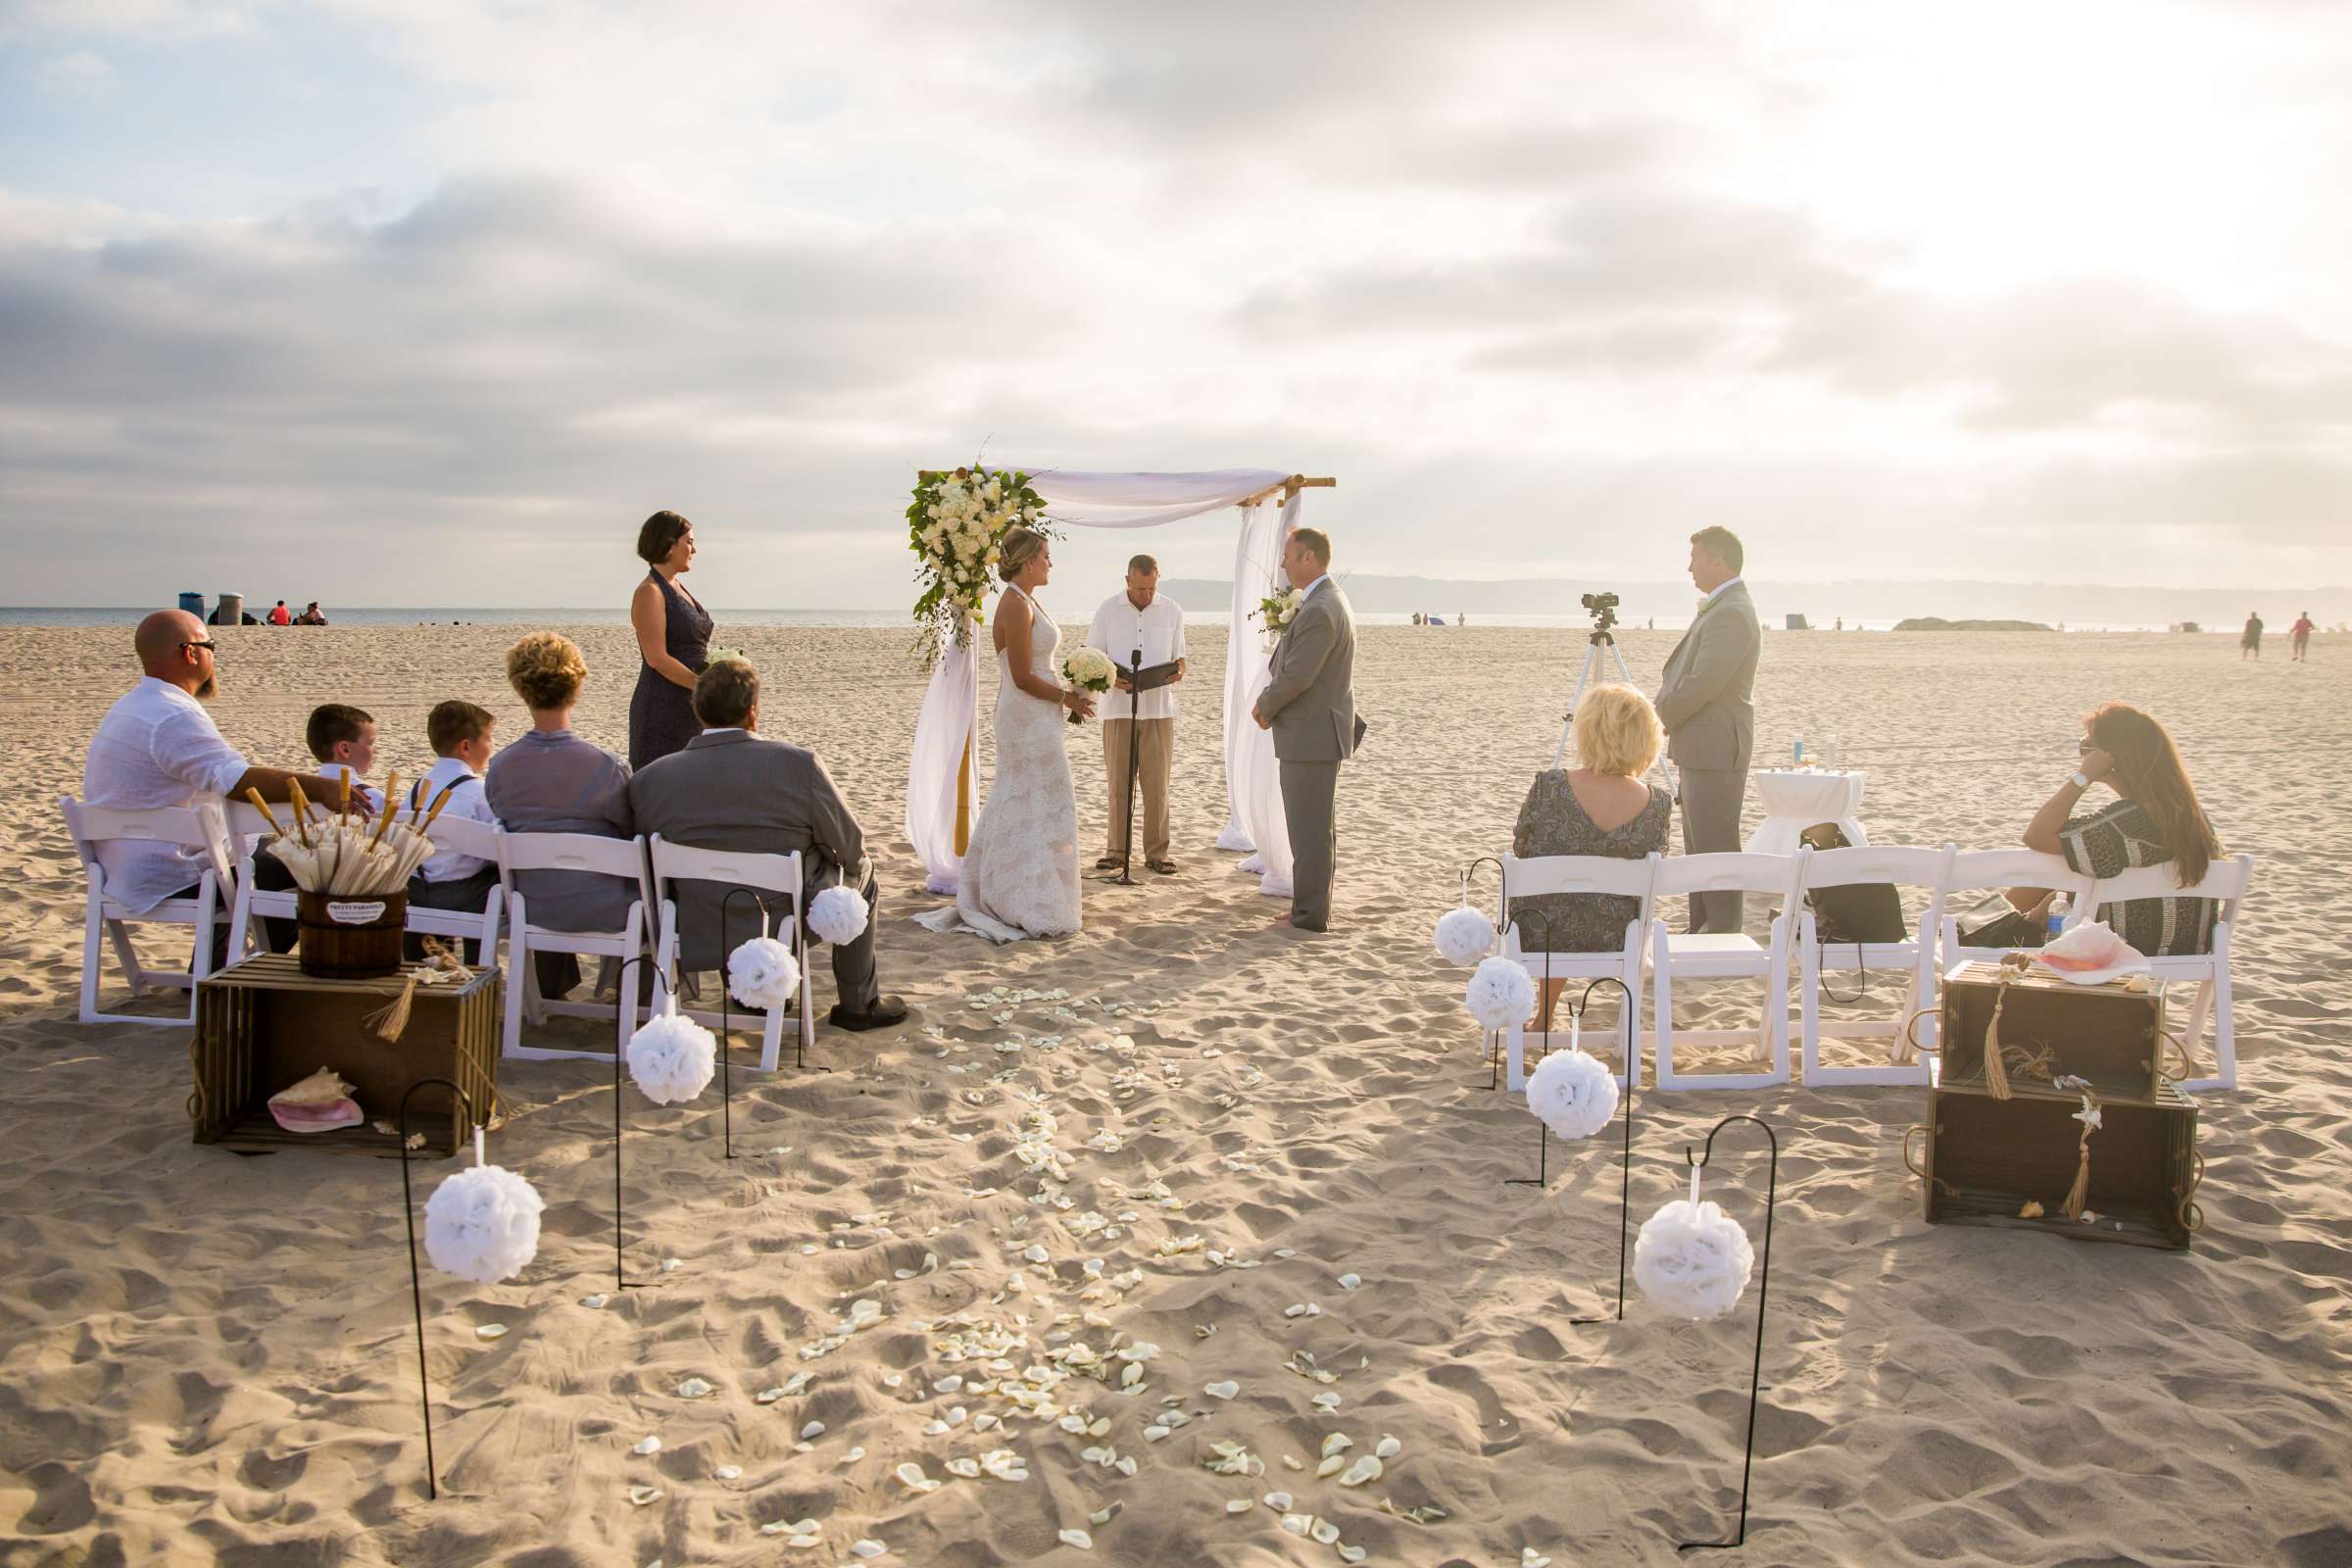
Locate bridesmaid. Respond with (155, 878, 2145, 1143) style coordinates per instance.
(628, 509, 714, 769)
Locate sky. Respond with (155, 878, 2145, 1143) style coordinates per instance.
(2, 0, 2347, 611)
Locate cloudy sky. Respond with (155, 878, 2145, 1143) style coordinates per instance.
(3, 0, 2347, 610)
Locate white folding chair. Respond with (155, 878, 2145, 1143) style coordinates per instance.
(1795, 843, 1956, 1087)
(403, 817, 507, 968)
(497, 831, 655, 1063)
(221, 798, 327, 959)
(1938, 849, 2094, 980)
(2066, 853, 2254, 1092)
(1494, 852, 1658, 1092)
(649, 835, 811, 1074)
(59, 797, 236, 1027)
(1647, 852, 1803, 1091)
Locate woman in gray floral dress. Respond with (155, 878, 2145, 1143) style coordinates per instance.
(1508, 684, 1673, 1027)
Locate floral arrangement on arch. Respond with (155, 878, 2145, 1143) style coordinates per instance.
(1253, 583, 1302, 645)
(907, 466, 1053, 667)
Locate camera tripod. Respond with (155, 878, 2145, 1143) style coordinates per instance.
(1550, 622, 1642, 768)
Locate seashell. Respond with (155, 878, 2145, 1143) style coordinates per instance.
(713, 1464, 742, 1481)
(1121, 1363, 1144, 1388)
(1311, 1519, 1342, 1545)
(1340, 1547, 1367, 1564)
(801, 1420, 826, 1439)
(973, 1413, 1001, 1432)
(1312, 1394, 1343, 1414)
(1339, 1455, 1383, 1487)
(786, 1537, 820, 1550)
(1091, 1506, 1115, 1526)
(882, 1372, 905, 1388)
(755, 1387, 786, 1404)
(1204, 1381, 1239, 1400)
(895, 1462, 940, 1494)
(936, 1374, 963, 1393)
(632, 1436, 662, 1455)
(1375, 1436, 1401, 1459)
(851, 1544, 887, 1560)
(1115, 1456, 1138, 1477)
(581, 1293, 610, 1309)
(2018, 1199, 2046, 1219)
(1023, 1244, 1052, 1264)
(675, 1377, 714, 1399)
(1316, 1454, 1347, 1478)
(1263, 1491, 1294, 1511)
(1523, 1552, 1552, 1568)
(1337, 1273, 1361, 1291)
(1283, 1453, 1304, 1470)
(1227, 1498, 1252, 1514)
(925, 1420, 952, 1436)
(661, 1257, 682, 1273)
(626, 1485, 662, 1506)
(844, 1446, 864, 1461)
(1143, 1425, 1171, 1442)
(475, 1324, 509, 1340)
(1057, 1530, 1093, 1550)
(946, 1458, 981, 1478)
(1280, 1514, 1312, 1537)
(1320, 1434, 1352, 1458)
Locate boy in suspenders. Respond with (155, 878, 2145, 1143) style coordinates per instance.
(406, 701, 502, 956)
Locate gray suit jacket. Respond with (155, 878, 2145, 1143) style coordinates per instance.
(1655, 580, 1760, 771)
(1258, 579, 1358, 762)
(625, 729, 867, 968)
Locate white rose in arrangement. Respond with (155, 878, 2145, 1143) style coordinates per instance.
(1058, 645, 1115, 725)
(1255, 585, 1303, 636)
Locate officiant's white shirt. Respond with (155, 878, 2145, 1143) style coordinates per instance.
(1085, 592, 1187, 721)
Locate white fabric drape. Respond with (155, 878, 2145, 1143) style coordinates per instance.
(1226, 492, 1300, 895)
(904, 468, 1297, 895)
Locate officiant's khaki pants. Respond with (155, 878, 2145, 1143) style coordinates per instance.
(1102, 717, 1173, 862)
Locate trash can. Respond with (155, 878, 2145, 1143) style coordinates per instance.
(178, 591, 207, 620)
(212, 592, 244, 626)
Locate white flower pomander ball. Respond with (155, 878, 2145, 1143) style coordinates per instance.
(423, 1162, 545, 1284)
(1525, 1047, 1619, 1141)
(726, 936, 800, 1011)
(1634, 1177, 1755, 1322)
(1464, 956, 1538, 1031)
(808, 885, 869, 946)
(627, 1011, 716, 1105)
(1434, 906, 1496, 967)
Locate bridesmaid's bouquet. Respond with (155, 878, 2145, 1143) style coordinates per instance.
(1058, 646, 1115, 724)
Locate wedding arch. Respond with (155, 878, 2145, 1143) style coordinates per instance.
(904, 467, 1336, 897)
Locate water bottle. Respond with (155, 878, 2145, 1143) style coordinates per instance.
(1792, 731, 1805, 766)
(2045, 894, 2071, 940)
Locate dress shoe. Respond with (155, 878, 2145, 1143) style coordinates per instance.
(828, 994, 909, 1031)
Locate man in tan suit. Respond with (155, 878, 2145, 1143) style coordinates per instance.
(1655, 525, 1760, 932)
(1252, 526, 1358, 932)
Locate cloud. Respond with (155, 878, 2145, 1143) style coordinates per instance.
(36, 48, 116, 94)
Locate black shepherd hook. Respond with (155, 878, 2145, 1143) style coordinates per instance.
(1566, 976, 1637, 1325)
(1500, 909, 1553, 1163)
(1678, 1113, 1780, 1553)
(716, 885, 777, 1162)
(1458, 855, 1506, 1090)
(398, 1075, 478, 1502)
(609, 953, 660, 1292)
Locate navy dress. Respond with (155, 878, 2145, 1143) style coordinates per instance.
(629, 570, 712, 769)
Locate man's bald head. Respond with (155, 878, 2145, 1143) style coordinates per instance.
(136, 609, 214, 696)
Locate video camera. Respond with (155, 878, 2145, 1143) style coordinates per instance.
(1581, 590, 1620, 640)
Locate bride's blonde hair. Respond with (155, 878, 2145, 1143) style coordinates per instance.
(998, 526, 1048, 582)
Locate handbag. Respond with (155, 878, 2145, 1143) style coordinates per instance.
(1951, 890, 2047, 951)
(1800, 821, 1906, 1002)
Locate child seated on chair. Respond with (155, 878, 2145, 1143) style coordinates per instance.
(305, 703, 383, 815)
(405, 700, 502, 958)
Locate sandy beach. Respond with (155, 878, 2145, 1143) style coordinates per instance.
(2, 620, 2347, 1568)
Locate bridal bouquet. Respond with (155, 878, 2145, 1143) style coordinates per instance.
(907, 465, 1052, 667)
(1058, 645, 1114, 724)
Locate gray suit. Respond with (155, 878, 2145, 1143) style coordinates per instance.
(1655, 579, 1760, 932)
(1256, 578, 1358, 930)
(625, 730, 879, 1009)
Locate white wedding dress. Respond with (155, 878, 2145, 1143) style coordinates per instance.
(919, 586, 1083, 942)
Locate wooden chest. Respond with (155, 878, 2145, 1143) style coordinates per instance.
(1939, 959, 2169, 1103)
(1916, 1069, 2200, 1250)
(190, 954, 500, 1157)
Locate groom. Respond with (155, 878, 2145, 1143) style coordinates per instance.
(1252, 526, 1357, 932)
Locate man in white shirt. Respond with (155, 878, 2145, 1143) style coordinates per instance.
(80, 610, 344, 958)
(1085, 555, 1187, 874)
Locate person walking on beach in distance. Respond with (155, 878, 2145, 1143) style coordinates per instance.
(1655, 525, 1760, 933)
(2291, 611, 2315, 662)
(1253, 526, 1358, 933)
(1085, 554, 1186, 874)
(2240, 611, 2263, 661)
(628, 509, 714, 768)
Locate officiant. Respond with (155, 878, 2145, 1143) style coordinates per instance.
(1085, 554, 1187, 874)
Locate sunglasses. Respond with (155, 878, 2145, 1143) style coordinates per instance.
(180, 640, 218, 656)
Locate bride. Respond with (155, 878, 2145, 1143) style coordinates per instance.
(920, 526, 1092, 942)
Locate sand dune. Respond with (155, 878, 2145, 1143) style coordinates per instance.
(2, 622, 2347, 1567)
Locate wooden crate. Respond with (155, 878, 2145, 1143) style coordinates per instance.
(191, 954, 500, 1157)
(1917, 1070, 2199, 1250)
(1939, 959, 2168, 1103)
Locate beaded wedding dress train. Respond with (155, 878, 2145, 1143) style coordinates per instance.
(918, 588, 1082, 942)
